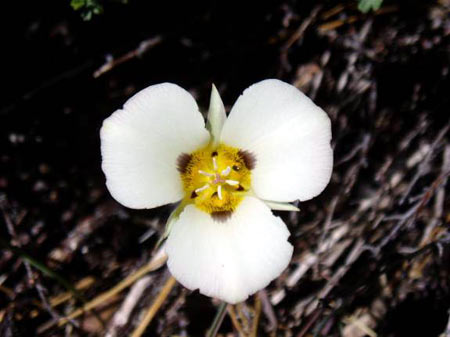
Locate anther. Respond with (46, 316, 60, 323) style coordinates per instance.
(198, 170, 214, 177)
(195, 184, 210, 193)
(232, 165, 240, 171)
(225, 179, 239, 186)
(211, 151, 218, 157)
(217, 185, 223, 200)
(221, 166, 231, 176)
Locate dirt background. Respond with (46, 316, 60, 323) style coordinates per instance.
(1, 0, 449, 336)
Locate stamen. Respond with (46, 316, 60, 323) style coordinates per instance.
(195, 184, 210, 193)
(180, 144, 251, 216)
(221, 166, 231, 176)
(213, 173, 224, 185)
(198, 170, 214, 177)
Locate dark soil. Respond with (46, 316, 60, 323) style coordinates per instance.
(1, 0, 449, 336)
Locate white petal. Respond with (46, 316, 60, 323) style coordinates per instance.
(101, 83, 210, 209)
(165, 196, 293, 304)
(221, 79, 333, 202)
(206, 84, 226, 146)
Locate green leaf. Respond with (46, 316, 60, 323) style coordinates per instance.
(0, 238, 86, 303)
(70, 0, 85, 10)
(70, 0, 104, 21)
(358, 0, 383, 13)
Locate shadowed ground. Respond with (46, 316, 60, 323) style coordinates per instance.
(0, 0, 449, 336)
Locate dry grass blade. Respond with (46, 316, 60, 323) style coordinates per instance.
(250, 296, 262, 337)
(48, 248, 167, 330)
(237, 303, 250, 332)
(50, 277, 96, 308)
(105, 276, 153, 337)
(130, 276, 176, 337)
(0, 285, 15, 299)
(228, 305, 247, 337)
(343, 316, 377, 337)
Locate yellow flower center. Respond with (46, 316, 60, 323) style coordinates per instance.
(178, 144, 254, 219)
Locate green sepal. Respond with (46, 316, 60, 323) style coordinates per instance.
(263, 200, 300, 212)
(155, 202, 186, 249)
(206, 84, 226, 147)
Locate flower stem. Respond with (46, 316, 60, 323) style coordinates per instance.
(206, 301, 228, 337)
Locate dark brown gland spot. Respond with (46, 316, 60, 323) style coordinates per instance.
(232, 165, 240, 171)
(211, 191, 218, 198)
(211, 151, 218, 157)
(191, 191, 198, 199)
(238, 150, 256, 170)
(237, 185, 245, 191)
(177, 153, 192, 173)
(211, 211, 233, 223)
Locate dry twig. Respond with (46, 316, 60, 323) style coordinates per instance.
(93, 36, 162, 78)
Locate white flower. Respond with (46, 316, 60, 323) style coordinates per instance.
(100, 79, 333, 304)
